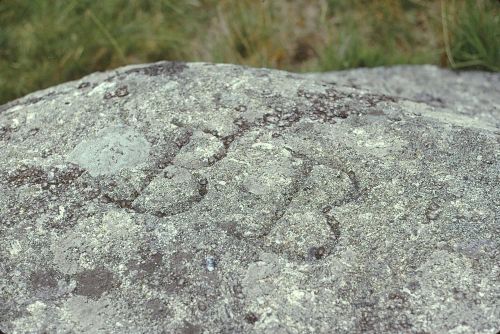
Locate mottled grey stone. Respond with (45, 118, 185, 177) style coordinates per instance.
(68, 124, 150, 177)
(0, 61, 498, 334)
(306, 65, 499, 126)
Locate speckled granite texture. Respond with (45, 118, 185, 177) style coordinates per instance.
(0, 62, 498, 333)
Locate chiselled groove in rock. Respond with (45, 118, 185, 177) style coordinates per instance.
(320, 205, 342, 245)
(124, 130, 196, 218)
(324, 214, 342, 242)
(101, 193, 135, 210)
(281, 147, 367, 210)
(90, 127, 195, 218)
(173, 127, 194, 149)
(260, 147, 315, 239)
(133, 172, 210, 219)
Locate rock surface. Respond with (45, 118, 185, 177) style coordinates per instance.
(307, 65, 500, 124)
(0, 62, 498, 334)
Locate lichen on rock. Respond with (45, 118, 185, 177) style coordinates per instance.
(0, 61, 498, 333)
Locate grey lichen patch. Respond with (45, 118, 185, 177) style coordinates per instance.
(343, 125, 408, 159)
(60, 296, 111, 331)
(68, 124, 150, 177)
(242, 253, 284, 298)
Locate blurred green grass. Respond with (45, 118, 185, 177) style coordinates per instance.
(0, 0, 498, 105)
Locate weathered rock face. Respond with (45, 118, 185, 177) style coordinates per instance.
(307, 65, 500, 122)
(0, 62, 498, 334)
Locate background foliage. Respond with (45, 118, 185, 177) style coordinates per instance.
(0, 0, 498, 105)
